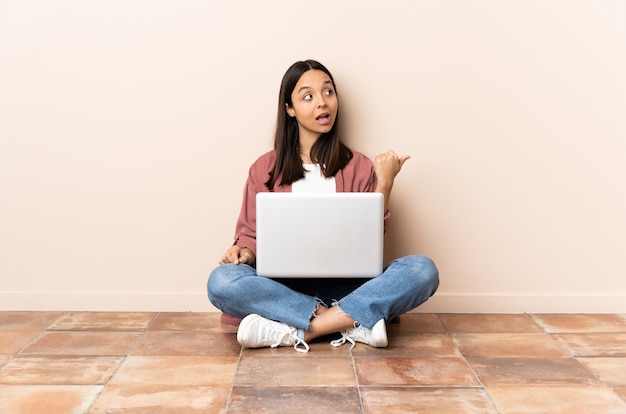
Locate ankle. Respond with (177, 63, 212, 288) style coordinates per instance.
(304, 311, 355, 342)
(314, 305, 329, 316)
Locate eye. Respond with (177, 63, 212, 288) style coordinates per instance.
(303, 93, 313, 101)
(324, 89, 334, 96)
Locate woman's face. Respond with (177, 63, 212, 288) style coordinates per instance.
(286, 69, 338, 141)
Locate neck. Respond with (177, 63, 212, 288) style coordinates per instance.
(299, 130, 320, 164)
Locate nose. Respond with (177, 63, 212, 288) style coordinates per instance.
(317, 94, 328, 108)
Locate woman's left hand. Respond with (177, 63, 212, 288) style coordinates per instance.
(374, 150, 410, 188)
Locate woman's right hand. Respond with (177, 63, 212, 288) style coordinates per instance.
(219, 245, 255, 266)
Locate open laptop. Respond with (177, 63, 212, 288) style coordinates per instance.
(255, 192, 384, 278)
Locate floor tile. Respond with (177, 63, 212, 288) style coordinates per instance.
(48, 311, 155, 331)
(468, 357, 601, 386)
(578, 357, 626, 387)
(553, 333, 626, 357)
(132, 331, 240, 356)
(355, 357, 479, 387)
(90, 384, 230, 413)
(109, 355, 238, 386)
(438, 314, 543, 333)
(0, 356, 122, 385)
(0, 331, 41, 354)
(386, 313, 445, 333)
(0, 355, 11, 366)
(487, 386, 626, 414)
(0, 312, 62, 331)
(361, 387, 499, 414)
(228, 386, 361, 413)
(452, 333, 569, 358)
(352, 333, 460, 357)
(0, 384, 102, 414)
(149, 312, 232, 333)
(531, 314, 626, 333)
(21, 331, 141, 356)
(235, 356, 356, 387)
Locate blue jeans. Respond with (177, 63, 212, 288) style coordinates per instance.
(207, 255, 439, 330)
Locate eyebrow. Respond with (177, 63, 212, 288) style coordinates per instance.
(297, 80, 333, 94)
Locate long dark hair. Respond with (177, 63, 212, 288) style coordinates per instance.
(265, 60, 353, 190)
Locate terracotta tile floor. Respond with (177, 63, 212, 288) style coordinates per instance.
(1, 312, 626, 413)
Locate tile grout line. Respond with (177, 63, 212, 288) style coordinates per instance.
(85, 311, 160, 414)
(436, 313, 504, 414)
(524, 313, 546, 332)
(0, 312, 68, 388)
(527, 313, 626, 398)
(546, 332, 625, 398)
(11, 311, 68, 358)
(350, 345, 366, 414)
(223, 342, 244, 413)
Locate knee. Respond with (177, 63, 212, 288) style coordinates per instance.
(403, 255, 439, 294)
(207, 264, 238, 302)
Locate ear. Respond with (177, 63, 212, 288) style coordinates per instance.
(285, 103, 296, 118)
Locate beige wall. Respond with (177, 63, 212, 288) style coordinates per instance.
(1, 1, 625, 312)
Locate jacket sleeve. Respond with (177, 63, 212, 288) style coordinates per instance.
(232, 153, 274, 256)
(232, 176, 257, 255)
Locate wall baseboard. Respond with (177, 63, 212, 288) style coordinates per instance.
(1, 292, 625, 313)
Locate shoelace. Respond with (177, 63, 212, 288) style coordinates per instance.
(268, 329, 310, 353)
(330, 322, 374, 350)
(330, 333, 356, 350)
(293, 336, 310, 353)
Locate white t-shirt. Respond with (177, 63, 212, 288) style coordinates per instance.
(291, 164, 336, 193)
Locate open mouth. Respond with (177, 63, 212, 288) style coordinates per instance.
(316, 113, 331, 124)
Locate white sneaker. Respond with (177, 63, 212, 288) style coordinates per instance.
(237, 314, 310, 353)
(330, 319, 388, 349)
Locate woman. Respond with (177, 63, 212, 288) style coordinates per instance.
(208, 60, 439, 353)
